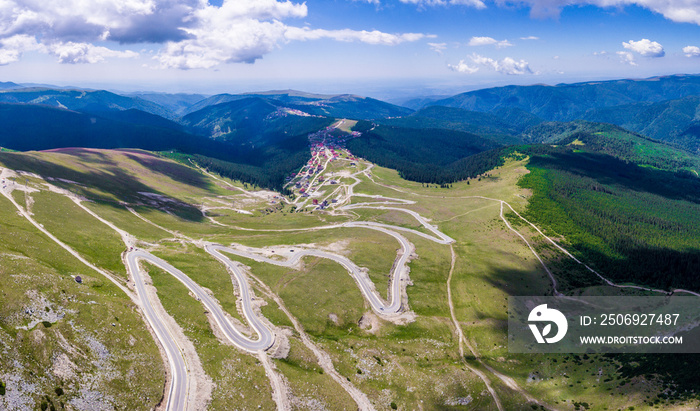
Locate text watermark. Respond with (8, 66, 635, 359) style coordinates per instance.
(508, 296, 700, 353)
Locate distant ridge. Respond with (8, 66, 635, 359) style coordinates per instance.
(429, 74, 700, 121)
(126, 92, 209, 116)
(0, 87, 174, 119)
(239, 89, 338, 99)
(0, 81, 22, 90)
(183, 91, 412, 120)
(420, 74, 700, 151)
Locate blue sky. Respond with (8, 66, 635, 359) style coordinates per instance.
(0, 0, 697, 98)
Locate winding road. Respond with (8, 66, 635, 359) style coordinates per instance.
(125, 252, 189, 411)
(207, 236, 412, 315)
(13, 143, 690, 411)
(126, 250, 274, 352)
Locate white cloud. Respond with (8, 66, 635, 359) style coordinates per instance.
(49, 42, 138, 64)
(156, 0, 431, 69)
(450, 53, 533, 75)
(593, 51, 608, 56)
(520, 36, 539, 40)
(468, 36, 496, 46)
(428, 42, 447, 54)
(471, 53, 532, 74)
(0, 0, 184, 43)
(198, 0, 307, 22)
(0, 0, 196, 64)
(157, 5, 430, 70)
(399, 0, 486, 9)
(468, 36, 512, 48)
(616, 51, 637, 66)
(0, 35, 45, 65)
(683, 45, 700, 57)
(154, 1, 309, 68)
(448, 59, 479, 73)
(622, 38, 665, 57)
(285, 28, 430, 45)
(156, 19, 288, 69)
(0, 0, 432, 68)
(508, 0, 700, 25)
(399, 0, 700, 26)
(0, 49, 21, 65)
(450, 0, 487, 6)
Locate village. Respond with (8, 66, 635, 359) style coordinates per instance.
(282, 121, 363, 211)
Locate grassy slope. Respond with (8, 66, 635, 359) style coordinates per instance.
(517, 143, 700, 291)
(0, 149, 223, 409)
(119, 157, 499, 408)
(354, 160, 697, 409)
(151, 243, 248, 324)
(0, 188, 164, 410)
(144, 264, 277, 409)
(501, 132, 700, 406)
(1, 146, 696, 410)
(30, 191, 127, 277)
(0, 148, 223, 207)
(347, 125, 509, 184)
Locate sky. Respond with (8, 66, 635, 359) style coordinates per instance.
(0, 0, 698, 98)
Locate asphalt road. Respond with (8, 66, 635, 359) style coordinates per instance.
(127, 250, 274, 352)
(341, 204, 454, 244)
(126, 249, 275, 411)
(125, 251, 188, 411)
(121, 190, 453, 409)
(207, 234, 410, 314)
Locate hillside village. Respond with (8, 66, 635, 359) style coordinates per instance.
(284, 121, 363, 211)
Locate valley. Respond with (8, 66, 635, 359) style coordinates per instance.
(1, 133, 696, 409)
(0, 76, 699, 410)
(0, 0, 699, 406)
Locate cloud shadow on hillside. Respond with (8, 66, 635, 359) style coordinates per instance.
(0, 149, 205, 222)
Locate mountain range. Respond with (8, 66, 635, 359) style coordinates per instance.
(1, 75, 700, 410)
(421, 74, 700, 153)
(0, 74, 698, 189)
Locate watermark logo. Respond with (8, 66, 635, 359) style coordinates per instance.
(510, 296, 699, 353)
(528, 304, 568, 344)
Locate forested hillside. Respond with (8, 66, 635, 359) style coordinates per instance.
(424, 74, 700, 152)
(0, 104, 200, 152)
(0, 103, 316, 191)
(347, 123, 506, 183)
(677, 124, 700, 155)
(181, 97, 334, 146)
(349, 114, 700, 291)
(430, 74, 700, 120)
(182, 90, 334, 115)
(581, 96, 700, 153)
(517, 142, 700, 291)
(183, 91, 412, 120)
(378, 106, 538, 144)
(126, 92, 208, 116)
(164, 133, 313, 192)
(557, 127, 700, 172)
(0, 87, 173, 118)
(287, 94, 413, 119)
